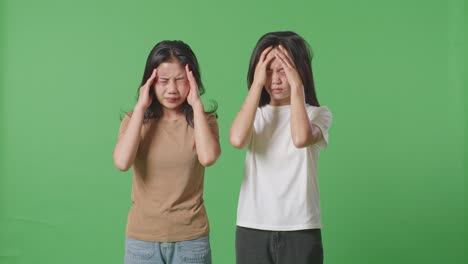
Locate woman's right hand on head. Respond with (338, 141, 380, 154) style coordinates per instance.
(136, 69, 157, 110)
(252, 46, 275, 89)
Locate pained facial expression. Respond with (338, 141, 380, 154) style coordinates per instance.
(265, 48, 291, 105)
(154, 60, 189, 111)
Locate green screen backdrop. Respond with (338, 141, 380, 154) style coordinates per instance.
(1, 0, 466, 263)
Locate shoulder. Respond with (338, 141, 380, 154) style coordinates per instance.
(254, 106, 266, 123)
(306, 105, 332, 132)
(306, 104, 331, 113)
(117, 112, 132, 136)
(257, 105, 270, 116)
(205, 112, 218, 123)
(306, 105, 332, 118)
(119, 112, 132, 127)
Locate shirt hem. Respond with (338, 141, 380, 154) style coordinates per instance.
(236, 222, 322, 231)
(126, 229, 209, 242)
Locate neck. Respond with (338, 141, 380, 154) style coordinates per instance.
(161, 107, 184, 120)
(269, 98, 291, 106)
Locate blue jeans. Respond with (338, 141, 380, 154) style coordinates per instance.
(125, 236, 212, 264)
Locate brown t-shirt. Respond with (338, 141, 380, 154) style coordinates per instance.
(118, 114, 218, 242)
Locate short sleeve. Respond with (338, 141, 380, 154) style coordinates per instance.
(252, 107, 261, 130)
(250, 108, 262, 146)
(206, 113, 220, 141)
(118, 114, 131, 140)
(308, 106, 332, 148)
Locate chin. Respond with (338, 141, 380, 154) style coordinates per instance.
(272, 95, 287, 100)
(162, 103, 183, 110)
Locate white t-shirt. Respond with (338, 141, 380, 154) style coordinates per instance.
(236, 104, 332, 231)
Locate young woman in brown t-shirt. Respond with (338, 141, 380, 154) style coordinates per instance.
(113, 40, 220, 264)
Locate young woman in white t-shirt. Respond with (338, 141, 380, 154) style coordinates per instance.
(229, 31, 332, 264)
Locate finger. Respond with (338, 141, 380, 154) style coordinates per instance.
(275, 50, 293, 69)
(189, 71, 199, 95)
(189, 70, 197, 88)
(150, 68, 157, 81)
(189, 70, 195, 84)
(186, 84, 191, 98)
(185, 65, 196, 86)
(275, 53, 288, 69)
(183, 69, 197, 99)
(263, 50, 276, 66)
(259, 46, 273, 63)
(140, 82, 150, 97)
(275, 48, 292, 66)
(278, 45, 296, 68)
(187, 71, 195, 88)
(146, 69, 158, 86)
(274, 53, 297, 83)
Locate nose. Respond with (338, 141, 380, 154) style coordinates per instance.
(166, 80, 178, 94)
(271, 71, 281, 84)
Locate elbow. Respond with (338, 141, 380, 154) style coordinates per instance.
(114, 159, 131, 172)
(200, 158, 216, 167)
(113, 153, 131, 172)
(229, 134, 247, 149)
(292, 136, 310, 149)
(199, 148, 221, 167)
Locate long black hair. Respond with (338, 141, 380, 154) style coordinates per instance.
(134, 40, 217, 127)
(247, 31, 320, 107)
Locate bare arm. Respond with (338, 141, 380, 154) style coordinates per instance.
(113, 107, 145, 171)
(186, 65, 221, 167)
(193, 104, 221, 167)
(113, 69, 157, 171)
(229, 46, 275, 149)
(290, 86, 324, 148)
(276, 45, 323, 148)
(228, 82, 263, 149)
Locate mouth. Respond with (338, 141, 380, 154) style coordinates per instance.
(166, 98, 180, 103)
(271, 88, 283, 94)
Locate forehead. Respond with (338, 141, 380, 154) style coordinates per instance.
(268, 58, 283, 69)
(265, 48, 283, 69)
(157, 61, 185, 76)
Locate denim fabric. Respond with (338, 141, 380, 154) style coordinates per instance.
(125, 236, 211, 264)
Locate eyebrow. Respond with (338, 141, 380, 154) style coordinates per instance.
(158, 75, 185, 80)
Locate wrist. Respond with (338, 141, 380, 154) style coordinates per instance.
(134, 103, 147, 113)
(191, 101, 204, 113)
(291, 84, 304, 91)
(251, 81, 264, 91)
(291, 85, 306, 101)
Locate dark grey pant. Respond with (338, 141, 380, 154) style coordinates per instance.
(236, 226, 323, 264)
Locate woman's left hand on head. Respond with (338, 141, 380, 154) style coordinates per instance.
(185, 64, 203, 109)
(275, 45, 303, 90)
